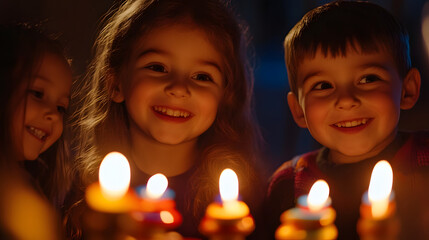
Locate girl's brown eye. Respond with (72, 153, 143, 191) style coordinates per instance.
(193, 73, 213, 82)
(146, 64, 167, 73)
(29, 90, 44, 99)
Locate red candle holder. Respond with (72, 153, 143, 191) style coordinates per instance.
(128, 185, 183, 239)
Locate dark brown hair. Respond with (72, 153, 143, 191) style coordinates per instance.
(284, 0, 411, 95)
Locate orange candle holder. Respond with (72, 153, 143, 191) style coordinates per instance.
(199, 169, 254, 240)
(199, 198, 255, 240)
(86, 183, 140, 213)
(357, 192, 399, 240)
(275, 195, 337, 240)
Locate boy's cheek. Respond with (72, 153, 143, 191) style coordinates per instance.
(303, 98, 333, 125)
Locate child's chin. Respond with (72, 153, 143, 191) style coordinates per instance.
(24, 153, 39, 161)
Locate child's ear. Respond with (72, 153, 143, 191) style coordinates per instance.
(287, 92, 307, 128)
(109, 72, 125, 103)
(400, 68, 421, 110)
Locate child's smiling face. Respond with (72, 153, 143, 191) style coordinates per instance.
(113, 21, 225, 145)
(13, 53, 72, 161)
(288, 43, 420, 164)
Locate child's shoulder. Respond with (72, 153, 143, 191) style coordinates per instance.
(390, 131, 429, 171)
(406, 131, 429, 165)
(410, 130, 429, 144)
(268, 149, 321, 192)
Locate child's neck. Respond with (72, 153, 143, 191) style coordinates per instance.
(129, 136, 198, 177)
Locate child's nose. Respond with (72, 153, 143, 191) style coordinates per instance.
(43, 103, 61, 122)
(335, 89, 360, 110)
(165, 77, 191, 99)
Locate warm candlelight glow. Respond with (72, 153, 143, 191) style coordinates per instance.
(307, 180, 330, 212)
(219, 168, 239, 202)
(203, 168, 250, 220)
(368, 160, 393, 218)
(146, 173, 168, 199)
(160, 211, 174, 224)
(99, 152, 131, 199)
(276, 181, 337, 239)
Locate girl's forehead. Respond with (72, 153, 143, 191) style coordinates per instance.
(133, 22, 227, 59)
(139, 20, 213, 44)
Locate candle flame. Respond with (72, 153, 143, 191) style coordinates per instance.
(307, 180, 330, 212)
(368, 160, 393, 218)
(219, 168, 239, 202)
(99, 152, 130, 200)
(146, 173, 168, 199)
(160, 211, 174, 224)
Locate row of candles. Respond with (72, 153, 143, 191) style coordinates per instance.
(85, 152, 397, 240)
(275, 160, 397, 240)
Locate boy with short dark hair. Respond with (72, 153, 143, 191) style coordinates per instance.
(265, 1, 429, 239)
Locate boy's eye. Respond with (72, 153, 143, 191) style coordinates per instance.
(57, 106, 67, 114)
(29, 90, 44, 99)
(312, 82, 332, 90)
(192, 73, 213, 82)
(359, 75, 380, 84)
(145, 64, 167, 73)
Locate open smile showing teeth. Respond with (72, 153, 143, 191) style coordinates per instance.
(333, 118, 369, 128)
(27, 126, 48, 141)
(153, 106, 191, 118)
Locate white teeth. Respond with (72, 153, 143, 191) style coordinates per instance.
(28, 126, 47, 140)
(334, 118, 369, 128)
(153, 106, 190, 118)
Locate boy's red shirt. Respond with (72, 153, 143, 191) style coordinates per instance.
(265, 131, 429, 239)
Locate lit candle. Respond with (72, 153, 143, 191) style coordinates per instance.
(135, 174, 177, 211)
(130, 173, 182, 238)
(85, 152, 138, 213)
(275, 180, 337, 240)
(84, 152, 140, 240)
(357, 160, 399, 239)
(199, 168, 255, 240)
